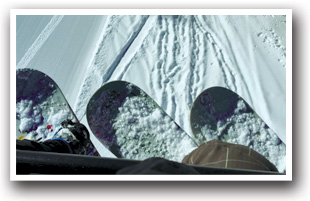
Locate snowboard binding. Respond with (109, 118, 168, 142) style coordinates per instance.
(53, 119, 97, 155)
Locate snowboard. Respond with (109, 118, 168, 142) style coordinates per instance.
(86, 81, 197, 162)
(16, 68, 98, 156)
(190, 86, 286, 170)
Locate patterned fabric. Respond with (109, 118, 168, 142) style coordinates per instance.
(182, 140, 278, 172)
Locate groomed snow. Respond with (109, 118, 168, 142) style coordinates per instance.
(16, 15, 286, 171)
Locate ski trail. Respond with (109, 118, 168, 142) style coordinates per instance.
(160, 16, 170, 112)
(16, 15, 64, 68)
(112, 16, 155, 81)
(73, 15, 113, 119)
(194, 16, 237, 92)
(185, 16, 201, 109)
(189, 16, 202, 107)
(149, 16, 186, 120)
(100, 16, 149, 84)
(74, 16, 149, 120)
(186, 17, 194, 108)
(216, 16, 253, 104)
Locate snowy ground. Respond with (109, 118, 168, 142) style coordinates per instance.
(16, 15, 286, 171)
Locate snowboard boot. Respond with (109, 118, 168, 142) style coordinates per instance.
(53, 120, 93, 155)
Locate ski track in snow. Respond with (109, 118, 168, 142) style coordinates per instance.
(74, 15, 149, 120)
(194, 16, 238, 92)
(113, 16, 210, 119)
(17, 15, 64, 69)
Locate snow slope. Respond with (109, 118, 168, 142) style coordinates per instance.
(16, 14, 286, 172)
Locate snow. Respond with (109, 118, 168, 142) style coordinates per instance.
(16, 96, 73, 141)
(113, 93, 196, 162)
(16, 15, 286, 172)
(16, 99, 42, 132)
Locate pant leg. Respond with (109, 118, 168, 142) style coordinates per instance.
(16, 139, 72, 154)
(182, 140, 279, 172)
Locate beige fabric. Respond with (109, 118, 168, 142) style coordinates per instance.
(182, 140, 278, 172)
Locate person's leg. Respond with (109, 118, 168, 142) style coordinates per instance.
(16, 120, 94, 155)
(16, 139, 72, 153)
(182, 140, 278, 172)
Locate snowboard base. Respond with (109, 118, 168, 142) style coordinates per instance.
(87, 81, 197, 162)
(190, 87, 286, 172)
(16, 69, 98, 156)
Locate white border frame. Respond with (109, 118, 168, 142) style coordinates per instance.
(10, 9, 292, 181)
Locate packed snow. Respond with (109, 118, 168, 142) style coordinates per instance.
(114, 95, 197, 162)
(16, 15, 287, 172)
(16, 99, 43, 133)
(114, 86, 197, 161)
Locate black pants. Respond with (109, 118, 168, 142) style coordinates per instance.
(16, 139, 72, 154)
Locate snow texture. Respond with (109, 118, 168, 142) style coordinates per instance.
(16, 100, 43, 133)
(16, 15, 286, 171)
(112, 91, 197, 162)
(16, 96, 73, 141)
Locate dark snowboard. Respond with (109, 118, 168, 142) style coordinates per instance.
(16, 68, 98, 156)
(190, 86, 286, 170)
(86, 80, 197, 161)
